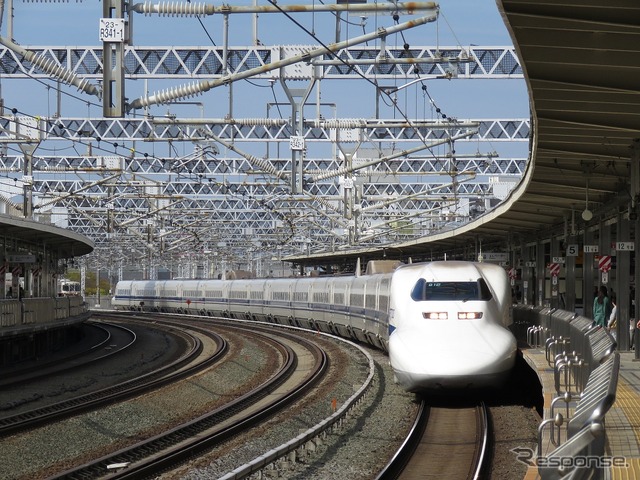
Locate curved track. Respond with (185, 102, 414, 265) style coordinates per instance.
(377, 401, 490, 480)
(48, 327, 328, 479)
(0, 321, 133, 388)
(0, 319, 226, 437)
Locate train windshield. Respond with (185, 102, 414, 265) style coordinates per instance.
(410, 279, 492, 302)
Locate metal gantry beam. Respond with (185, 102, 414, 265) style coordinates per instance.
(0, 0, 528, 273)
(127, 13, 440, 111)
(0, 46, 522, 80)
(0, 116, 530, 142)
(0, 124, 527, 268)
(0, 150, 525, 257)
(0, 114, 529, 230)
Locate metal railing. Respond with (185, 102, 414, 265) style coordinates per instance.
(515, 305, 619, 480)
(0, 299, 20, 327)
(0, 296, 88, 333)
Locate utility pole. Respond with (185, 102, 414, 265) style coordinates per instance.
(101, 0, 127, 117)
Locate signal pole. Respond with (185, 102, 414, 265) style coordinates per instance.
(101, 0, 127, 117)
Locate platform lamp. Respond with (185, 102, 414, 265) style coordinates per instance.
(582, 178, 593, 221)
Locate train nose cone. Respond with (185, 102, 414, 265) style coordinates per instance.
(390, 325, 494, 371)
(388, 324, 516, 391)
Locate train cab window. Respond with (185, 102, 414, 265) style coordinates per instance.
(411, 278, 493, 302)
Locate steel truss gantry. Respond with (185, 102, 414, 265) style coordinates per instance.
(0, 149, 526, 254)
(0, 117, 529, 143)
(0, 113, 528, 271)
(0, 0, 528, 274)
(0, 46, 521, 80)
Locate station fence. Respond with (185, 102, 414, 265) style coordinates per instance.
(513, 305, 619, 480)
(0, 296, 88, 333)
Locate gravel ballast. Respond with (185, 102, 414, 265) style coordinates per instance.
(0, 320, 542, 480)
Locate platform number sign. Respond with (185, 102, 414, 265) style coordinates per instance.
(566, 244, 579, 256)
(99, 18, 125, 42)
(616, 242, 635, 251)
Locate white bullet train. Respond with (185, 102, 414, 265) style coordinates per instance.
(111, 260, 517, 392)
(388, 261, 517, 391)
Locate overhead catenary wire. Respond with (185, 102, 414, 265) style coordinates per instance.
(127, 12, 438, 111)
(2, 105, 299, 249)
(0, 2, 496, 258)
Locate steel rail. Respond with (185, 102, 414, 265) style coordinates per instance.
(0, 321, 116, 388)
(48, 327, 327, 479)
(374, 400, 430, 480)
(0, 318, 225, 438)
(375, 402, 490, 480)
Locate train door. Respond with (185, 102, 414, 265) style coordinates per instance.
(260, 281, 271, 322)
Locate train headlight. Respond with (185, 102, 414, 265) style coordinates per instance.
(422, 312, 448, 320)
(457, 312, 483, 320)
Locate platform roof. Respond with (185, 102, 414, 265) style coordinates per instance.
(287, 0, 640, 268)
(0, 214, 94, 258)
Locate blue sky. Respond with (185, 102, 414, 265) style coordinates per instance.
(7, 1, 514, 46)
(1, 1, 528, 155)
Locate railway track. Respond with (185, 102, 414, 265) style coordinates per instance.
(377, 401, 490, 480)
(0, 319, 226, 437)
(48, 327, 328, 479)
(0, 321, 132, 388)
(0, 314, 536, 479)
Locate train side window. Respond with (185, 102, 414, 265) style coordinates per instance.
(410, 278, 426, 301)
(478, 279, 493, 301)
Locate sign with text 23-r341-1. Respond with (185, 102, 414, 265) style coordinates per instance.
(99, 18, 125, 43)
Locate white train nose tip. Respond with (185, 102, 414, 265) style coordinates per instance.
(388, 325, 516, 391)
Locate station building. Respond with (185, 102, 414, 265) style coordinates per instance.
(0, 213, 93, 366)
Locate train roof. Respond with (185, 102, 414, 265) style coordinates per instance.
(395, 261, 503, 282)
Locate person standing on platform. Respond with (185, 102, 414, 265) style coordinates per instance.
(593, 285, 611, 328)
(607, 295, 618, 340)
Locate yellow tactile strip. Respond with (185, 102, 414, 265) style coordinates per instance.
(608, 377, 640, 479)
(611, 458, 640, 480)
(522, 465, 539, 480)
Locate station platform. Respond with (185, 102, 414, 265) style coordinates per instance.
(521, 348, 640, 479)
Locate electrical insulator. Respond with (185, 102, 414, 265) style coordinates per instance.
(139, 1, 210, 17)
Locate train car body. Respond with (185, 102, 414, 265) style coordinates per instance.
(112, 274, 391, 349)
(58, 279, 82, 297)
(111, 260, 516, 392)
